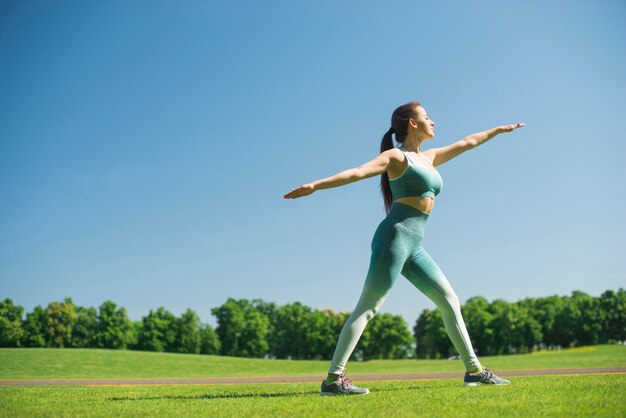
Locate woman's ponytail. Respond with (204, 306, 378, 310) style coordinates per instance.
(379, 128, 396, 214)
(379, 102, 420, 215)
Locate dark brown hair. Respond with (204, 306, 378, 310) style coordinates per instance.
(379, 101, 421, 214)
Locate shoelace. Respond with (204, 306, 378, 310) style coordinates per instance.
(337, 370, 354, 389)
(340, 376, 354, 389)
(480, 367, 495, 382)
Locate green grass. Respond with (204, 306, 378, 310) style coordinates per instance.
(2, 346, 624, 417)
(1, 344, 624, 380)
(1, 375, 624, 417)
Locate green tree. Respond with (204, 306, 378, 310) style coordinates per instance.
(600, 288, 626, 343)
(71, 306, 98, 348)
(553, 295, 577, 348)
(44, 298, 77, 348)
(137, 307, 177, 352)
(283, 308, 347, 360)
(199, 323, 221, 354)
(251, 299, 278, 356)
(241, 306, 270, 357)
(270, 302, 313, 359)
(461, 296, 495, 355)
(211, 298, 269, 358)
(128, 320, 142, 349)
(488, 299, 516, 354)
(515, 305, 542, 353)
(175, 309, 201, 354)
(137, 310, 161, 351)
(359, 313, 413, 359)
(307, 308, 343, 360)
(22, 305, 46, 347)
(0, 298, 25, 347)
(552, 292, 604, 348)
(489, 299, 542, 354)
(488, 299, 508, 354)
(95, 300, 133, 349)
(212, 299, 245, 356)
(527, 295, 565, 348)
(569, 291, 604, 346)
(414, 308, 451, 359)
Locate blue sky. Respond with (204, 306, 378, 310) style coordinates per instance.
(1, 0, 624, 329)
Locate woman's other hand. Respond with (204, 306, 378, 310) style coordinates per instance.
(497, 123, 525, 134)
(284, 183, 316, 199)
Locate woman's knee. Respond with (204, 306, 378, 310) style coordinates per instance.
(428, 273, 461, 310)
(428, 286, 460, 312)
(346, 305, 379, 326)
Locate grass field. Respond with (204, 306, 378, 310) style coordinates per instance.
(1, 344, 625, 380)
(1, 345, 625, 417)
(1, 375, 624, 417)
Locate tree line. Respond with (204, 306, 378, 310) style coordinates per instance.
(0, 299, 220, 354)
(415, 289, 625, 358)
(1, 288, 624, 360)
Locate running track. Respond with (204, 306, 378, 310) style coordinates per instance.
(1, 367, 625, 386)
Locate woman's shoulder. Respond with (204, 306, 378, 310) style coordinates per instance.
(384, 146, 406, 160)
(382, 147, 409, 169)
(382, 147, 407, 164)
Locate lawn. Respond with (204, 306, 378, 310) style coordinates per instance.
(1, 344, 624, 380)
(1, 375, 624, 417)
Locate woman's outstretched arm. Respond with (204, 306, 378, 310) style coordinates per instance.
(426, 123, 525, 167)
(283, 149, 398, 199)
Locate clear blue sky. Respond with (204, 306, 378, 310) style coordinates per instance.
(1, 1, 624, 329)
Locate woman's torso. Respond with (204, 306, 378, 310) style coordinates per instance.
(387, 146, 441, 215)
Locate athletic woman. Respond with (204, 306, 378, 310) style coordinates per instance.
(284, 101, 524, 395)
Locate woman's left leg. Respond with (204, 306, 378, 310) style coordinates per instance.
(401, 247, 482, 372)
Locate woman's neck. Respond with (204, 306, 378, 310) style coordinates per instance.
(401, 141, 422, 154)
(402, 132, 427, 153)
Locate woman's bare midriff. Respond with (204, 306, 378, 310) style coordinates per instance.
(393, 196, 434, 215)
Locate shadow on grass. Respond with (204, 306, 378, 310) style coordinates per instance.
(109, 392, 312, 401)
(107, 383, 432, 401)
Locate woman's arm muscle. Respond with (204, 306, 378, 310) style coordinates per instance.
(283, 148, 400, 199)
(314, 148, 398, 190)
(425, 124, 524, 167)
(424, 138, 473, 167)
(354, 148, 400, 180)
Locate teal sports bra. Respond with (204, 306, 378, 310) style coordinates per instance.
(389, 146, 443, 200)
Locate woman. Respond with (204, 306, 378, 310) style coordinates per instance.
(284, 101, 524, 395)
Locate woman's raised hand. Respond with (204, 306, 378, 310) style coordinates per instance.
(284, 183, 316, 199)
(497, 123, 525, 133)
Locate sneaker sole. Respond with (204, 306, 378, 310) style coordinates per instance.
(463, 382, 510, 387)
(320, 389, 370, 396)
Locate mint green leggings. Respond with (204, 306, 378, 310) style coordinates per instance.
(328, 202, 482, 374)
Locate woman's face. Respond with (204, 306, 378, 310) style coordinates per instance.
(410, 107, 435, 138)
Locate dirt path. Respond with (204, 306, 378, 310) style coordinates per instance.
(1, 367, 625, 386)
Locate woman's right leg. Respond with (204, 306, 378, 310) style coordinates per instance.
(327, 220, 412, 375)
(401, 247, 482, 372)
